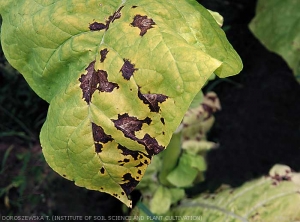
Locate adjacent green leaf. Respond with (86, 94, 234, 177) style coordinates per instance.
(249, 0, 300, 82)
(171, 165, 300, 222)
(150, 185, 172, 215)
(167, 153, 206, 187)
(0, 0, 242, 206)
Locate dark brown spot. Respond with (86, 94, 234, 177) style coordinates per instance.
(92, 123, 113, 143)
(121, 192, 125, 195)
(63, 174, 66, 177)
(137, 170, 142, 175)
(131, 6, 138, 8)
(79, 61, 119, 104)
(135, 162, 144, 168)
(96, 70, 119, 92)
(100, 167, 105, 174)
(79, 61, 96, 104)
(118, 144, 139, 160)
(138, 133, 164, 155)
(106, 6, 124, 30)
(95, 143, 103, 153)
(89, 22, 106, 31)
(120, 173, 139, 195)
(92, 123, 113, 153)
(120, 59, 137, 80)
(138, 90, 168, 112)
(160, 118, 165, 125)
(100, 48, 109, 62)
(112, 113, 149, 140)
(131, 15, 155, 36)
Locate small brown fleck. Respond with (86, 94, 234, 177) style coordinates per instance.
(131, 6, 138, 8)
(160, 118, 165, 125)
(135, 162, 144, 168)
(100, 167, 105, 174)
(131, 14, 155, 36)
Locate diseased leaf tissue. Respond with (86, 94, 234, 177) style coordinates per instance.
(0, 0, 242, 207)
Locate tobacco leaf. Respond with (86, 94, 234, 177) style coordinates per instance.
(0, 0, 242, 206)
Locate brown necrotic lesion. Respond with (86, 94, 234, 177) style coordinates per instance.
(120, 59, 137, 80)
(100, 48, 109, 62)
(112, 113, 151, 141)
(131, 14, 156, 36)
(138, 89, 168, 112)
(92, 123, 113, 153)
(79, 61, 119, 104)
(89, 6, 124, 31)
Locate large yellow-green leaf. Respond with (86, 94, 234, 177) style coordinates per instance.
(0, 0, 242, 206)
(249, 0, 300, 82)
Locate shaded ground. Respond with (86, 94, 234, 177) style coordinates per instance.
(1, 0, 300, 220)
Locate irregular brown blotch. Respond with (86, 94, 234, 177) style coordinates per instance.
(79, 61, 119, 104)
(118, 144, 139, 160)
(96, 70, 119, 92)
(79, 61, 96, 104)
(112, 113, 150, 140)
(89, 22, 106, 31)
(120, 59, 137, 80)
(95, 143, 103, 153)
(131, 14, 155, 36)
(92, 123, 113, 153)
(138, 90, 168, 112)
(139, 134, 164, 155)
(100, 167, 105, 174)
(100, 48, 109, 62)
(120, 173, 139, 195)
(92, 123, 113, 143)
(106, 6, 124, 30)
(135, 162, 144, 168)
